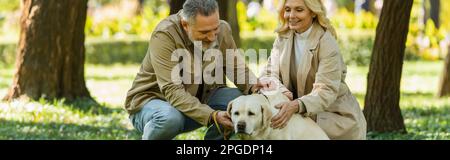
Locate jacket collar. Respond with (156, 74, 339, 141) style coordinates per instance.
(277, 22, 326, 97)
(278, 22, 325, 51)
(171, 9, 193, 47)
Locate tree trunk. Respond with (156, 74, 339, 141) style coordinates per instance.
(3, 0, 92, 101)
(136, 0, 145, 15)
(423, 0, 429, 26)
(362, 0, 376, 14)
(169, 0, 185, 15)
(363, 0, 413, 133)
(218, 0, 241, 47)
(438, 45, 450, 97)
(429, 0, 440, 28)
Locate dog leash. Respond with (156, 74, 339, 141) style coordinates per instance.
(212, 111, 229, 140)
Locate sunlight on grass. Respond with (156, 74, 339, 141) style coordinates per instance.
(85, 64, 139, 107)
(0, 99, 140, 140)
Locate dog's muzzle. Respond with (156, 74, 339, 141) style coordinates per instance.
(236, 121, 246, 133)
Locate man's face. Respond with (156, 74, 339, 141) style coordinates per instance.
(182, 10, 220, 50)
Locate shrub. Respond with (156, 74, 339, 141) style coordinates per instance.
(0, 41, 16, 67)
(0, 38, 149, 66)
(338, 30, 374, 66)
(85, 38, 149, 64)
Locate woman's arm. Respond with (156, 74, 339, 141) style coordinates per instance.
(259, 37, 290, 93)
(299, 36, 342, 115)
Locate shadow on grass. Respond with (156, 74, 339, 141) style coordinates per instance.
(42, 97, 125, 115)
(367, 131, 426, 140)
(365, 101, 449, 140)
(350, 92, 449, 140)
(0, 118, 141, 140)
(402, 104, 450, 117)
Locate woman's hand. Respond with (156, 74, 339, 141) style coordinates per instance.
(282, 91, 293, 101)
(251, 79, 276, 93)
(271, 100, 300, 129)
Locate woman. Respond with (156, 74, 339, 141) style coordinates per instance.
(258, 0, 367, 139)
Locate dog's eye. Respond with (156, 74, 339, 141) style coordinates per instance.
(234, 112, 239, 116)
(248, 112, 255, 116)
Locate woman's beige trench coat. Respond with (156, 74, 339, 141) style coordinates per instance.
(260, 22, 367, 140)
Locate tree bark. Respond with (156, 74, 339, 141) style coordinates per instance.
(218, 0, 241, 47)
(362, 0, 376, 14)
(3, 0, 92, 101)
(363, 0, 413, 133)
(136, 0, 145, 15)
(438, 45, 450, 97)
(169, 0, 185, 15)
(429, 0, 440, 28)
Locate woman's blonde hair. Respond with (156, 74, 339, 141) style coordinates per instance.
(276, 0, 337, 38)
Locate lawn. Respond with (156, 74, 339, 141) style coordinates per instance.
(0, 61, 449, 140)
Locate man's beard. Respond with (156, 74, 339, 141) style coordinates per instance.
(187, 33, 217, 52)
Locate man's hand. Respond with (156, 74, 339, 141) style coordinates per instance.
(215, 111, 233, 130)
(271, 100, 299, 129)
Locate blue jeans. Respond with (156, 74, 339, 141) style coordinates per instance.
(129, 88, 242, 140)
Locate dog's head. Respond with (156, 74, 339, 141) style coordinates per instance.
(227, 94, 272, 136)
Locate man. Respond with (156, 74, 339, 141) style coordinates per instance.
(125, 0, 264, 140)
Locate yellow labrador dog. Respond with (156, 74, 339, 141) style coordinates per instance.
(227, 90, 329, 140)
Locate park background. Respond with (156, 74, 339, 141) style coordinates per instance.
(0, 0, 449, 140)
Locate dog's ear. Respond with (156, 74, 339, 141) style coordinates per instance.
(256, 94, 272, 127)
(227, 99, 234, 116)
(261, 103, 272, 127)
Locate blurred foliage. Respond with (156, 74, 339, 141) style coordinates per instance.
(236, 1, 278, 32)
(0, 0, 19, 12)
(404, 0, 448, 61)
(0, 0, 449, 66)
(338, 30, 375, 66)
(85, 4, 169, 38)
(336, 0, 355, 11)
(85, 38, 148, 64)
(0, 31, 392, 66)
(332, 0, 449, 62)
(331, 9, 378, 30)
(0, 36, 276, 66)
(0, 41, 16, 67)
(442, 0, 450, 31)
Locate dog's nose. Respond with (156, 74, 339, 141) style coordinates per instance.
(237, 121, 246, 132)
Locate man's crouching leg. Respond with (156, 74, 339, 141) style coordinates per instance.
(130, 99, 186, 140)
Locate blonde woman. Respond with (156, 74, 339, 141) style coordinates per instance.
(259, 0, 367, 139)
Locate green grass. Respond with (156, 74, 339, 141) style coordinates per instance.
(0, 61, 449, 140)
(0, 64, 142, 140)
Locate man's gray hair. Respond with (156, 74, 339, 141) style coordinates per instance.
(181, 0, 219, 24)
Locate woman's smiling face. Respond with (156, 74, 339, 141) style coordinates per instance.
(283, 0, 315, 33)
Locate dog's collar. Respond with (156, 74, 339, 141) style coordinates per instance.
(260, 93, 269, 100)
